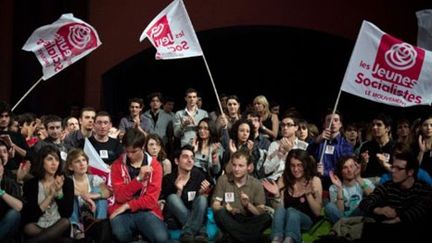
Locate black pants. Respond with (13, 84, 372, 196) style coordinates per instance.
(214, 208, 271, 243)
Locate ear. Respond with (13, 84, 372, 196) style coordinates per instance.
(407, 168, 415, 177)
(174, 158, 179, 166)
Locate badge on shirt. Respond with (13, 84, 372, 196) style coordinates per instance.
(99, 150, 109, 159)
(188, 191, 196, 201)
(224, 192, 235, 203)
(325, 145, 335, 155)
(60, 151, 68, 161)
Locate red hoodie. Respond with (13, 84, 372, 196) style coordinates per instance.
(108, 153, 163, 219)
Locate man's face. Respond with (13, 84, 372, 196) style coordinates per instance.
(149, 97, 162, 111)
(391, 159, 410, 184)
(0, 112, 10, 130)
(94, 116, 112, 137)
(129, 102, 143, 116)
(396, 122, 410, 137)
(0, 145, 8, 164)
(185, 92, 198, 107)
(46, 121, 63, 140)
(280, 117, 297, 138)
(80, 111, 96, 131)
(231, 155, 250, 179)
(175, 149, 194, 172)
(372, 119, 389, 138)
(341, 158, 357, 180)
(67, 117, 79, 132)
(324, 114, 342, 133)
(246, 115, 260, 132)
(164, 101, 174, 113)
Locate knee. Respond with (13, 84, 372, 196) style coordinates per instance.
(286, 207, 300, 220)
(195, 195, 208, 207)
(5, 209, 21, 223)
(167, 194, 182, 205)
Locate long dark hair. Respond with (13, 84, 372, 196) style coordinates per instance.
(196, 118, 220, 151)
(33, 145, 63, 179)
(282, 149, 317, 192)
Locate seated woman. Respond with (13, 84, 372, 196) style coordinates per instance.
(66, 149, 111, 242)
(324, 156, 374, 223)
(263, 149, 322, 243)
(22, 145, 74, 243)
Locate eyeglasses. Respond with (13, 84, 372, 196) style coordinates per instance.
(281, 122, 296, 128)
(390, 165, 406, 171)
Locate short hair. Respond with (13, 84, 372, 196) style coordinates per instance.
(33, 145, 63, 179)
(65, 149, 88, 175)
(323, 109, 343, 125)
(231, 150, 251, 165)
(122, 128, 146, 148)
(80, 107, 96, 118)
(185, 88, 198, 96)
(147, 92, 164, 103)
(43, 115, 63, 129)
(174, 144, 195, 160)
(336, 155, 359, 178)
(393, 151, 419, 177)
(373, 113, 392, 128)
(0, 101, 11, 115)
(95, 111, 112, 122)
(129, 98, 144, 108)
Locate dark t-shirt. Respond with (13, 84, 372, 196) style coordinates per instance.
(88, 136, 123, 165)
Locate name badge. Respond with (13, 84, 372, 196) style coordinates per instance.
(99, 150, 109, 159)
(225, 192, 235, 203)
(188, 191, 196, 201)
(325, 145, 335, 155)
(60, 151, 68, 161)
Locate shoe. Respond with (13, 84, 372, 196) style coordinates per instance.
(283, 236, 295, 243)
(180, 232, 194, 243)
(195, 232, 208, 243)
(72, 224, 85, 240)
(271, 236, 283, 243)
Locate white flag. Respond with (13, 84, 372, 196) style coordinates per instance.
(83, 138, 110, 181)
(341, 21, 432, 107)
(22, 13, 101, 80)
(139, 0, 203, 59)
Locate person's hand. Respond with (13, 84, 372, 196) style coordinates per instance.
(374, 206, 397, 219)
(329, 170, 342, 188)
(17, 161, 31, 183)
(225, 203, 240, 215)
(279, 137, 293, 153)
(139, 165, 153, 181)
(110, 203, 130, 219)
(211, 143, 220, 163)
(81, 195, 96, 212)
(240, 191, 250, 208)
(317, 162, 324, 176)
(246, 140, 254, 151)
(419, 135, 427, 152)
(228, 139, 237, 154)
(54, 175, 64, 192)
(199, 179, 211, 195)
(262, 179, 280, 196)
(175, 174, 189, 192)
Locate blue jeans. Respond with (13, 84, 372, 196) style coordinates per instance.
(110, 210, 168, 243)
(70, 197, 108, 225)
(271, 207, 313, 243)
(324, 202, 364, 223)
(0, 209, 21, 240)
(166, 194, 207, 234)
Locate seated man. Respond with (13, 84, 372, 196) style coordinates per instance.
(160, 145, 211, 243)
(359, 151, 432, 242)
(212, 150, 271, 243)
(109, 128, 168, 243)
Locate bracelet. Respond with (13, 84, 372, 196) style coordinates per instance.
(0, 189, 5, 197)
(98, 191, 104, 198)
(360, 181, 368, 189)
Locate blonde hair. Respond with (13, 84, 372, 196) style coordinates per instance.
(253, 95, 271, 119)
(66, 149, 89, 175)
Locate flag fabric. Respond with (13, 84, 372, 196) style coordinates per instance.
(83, 138, 110, 182)
(22, 13, 101, 80)
(341, 21, 432, 107)
(139, 0, 203, 59)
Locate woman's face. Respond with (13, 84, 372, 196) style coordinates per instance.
(237, 123, 251, 143)
(296, 124, 308, 141)
(422, 118, 432, 138)
(43, 153, 60, 176)
(289, 158, 304, 179)
(198, 121, 210, 140)
(69, 155, 88, 175)
(147, 138, 161, 156)
(227, 99, 240, 115)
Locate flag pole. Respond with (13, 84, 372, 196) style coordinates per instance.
(318, 88, 343, 166)
(12, 76, 44, 112)
(201, 55, 224, 115)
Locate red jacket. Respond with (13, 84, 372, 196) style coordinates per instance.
(108, 153, 163, 219)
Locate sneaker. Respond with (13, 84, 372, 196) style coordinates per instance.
(271, 236, 283, 243)
(180, 232, 194, 243)
(195, 232, 209, 243)
(72, 225, 85, 240)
